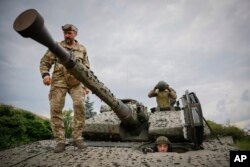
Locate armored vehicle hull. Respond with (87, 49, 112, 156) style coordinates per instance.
(13, 9, 208, 151)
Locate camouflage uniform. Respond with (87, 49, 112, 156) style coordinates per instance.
(40, 40, 90, 144)
(148, 87, 177, 110)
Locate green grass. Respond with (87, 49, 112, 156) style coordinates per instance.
(207, 120, 250, 150)
(235, 137, 250, 151)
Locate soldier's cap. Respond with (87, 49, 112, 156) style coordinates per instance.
(155, 136, 171, 145)
(62, 24, 78, 32)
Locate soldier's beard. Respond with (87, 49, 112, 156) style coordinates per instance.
(65, 38, 73, 45)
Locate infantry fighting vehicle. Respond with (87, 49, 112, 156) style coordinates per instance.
(13, 9, 207, 152)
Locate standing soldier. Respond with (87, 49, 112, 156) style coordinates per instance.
(148, 81, 177, 111)
(40, 24, 90, 153)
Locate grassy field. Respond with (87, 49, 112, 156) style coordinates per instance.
(235, 137, 250, 150)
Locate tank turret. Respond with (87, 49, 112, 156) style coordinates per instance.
(13, 9, 207, 150)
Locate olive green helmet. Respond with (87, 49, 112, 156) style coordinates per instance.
(155, 136, 171, 145)
(155, 81, 169, 92)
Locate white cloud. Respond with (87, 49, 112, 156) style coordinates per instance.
(233, 119, 250, 130)
(0, 0, 250, 128)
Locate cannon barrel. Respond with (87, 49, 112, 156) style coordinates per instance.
(13, 9, 140, 126)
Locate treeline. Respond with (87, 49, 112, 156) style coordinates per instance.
(0, 96, 96, 150)
(0, 103, 249, 151)
(0, 104, 52, 150)
(207, 120, 250, 150)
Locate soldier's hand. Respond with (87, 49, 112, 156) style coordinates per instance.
(155, 89, 159, 93)
(43, 75, 51, 86)
(85, 88, 90, 95)
(165, 89, 170, 93)
(83, 87, 90, 95)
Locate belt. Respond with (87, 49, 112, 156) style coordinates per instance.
(159, 107, 171, 111)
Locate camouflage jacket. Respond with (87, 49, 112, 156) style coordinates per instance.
(40, 40, 90, 88)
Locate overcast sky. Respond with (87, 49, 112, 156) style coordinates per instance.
(0, 0, 249, 129)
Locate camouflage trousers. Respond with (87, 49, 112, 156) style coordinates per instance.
(49, 84, 85, 143)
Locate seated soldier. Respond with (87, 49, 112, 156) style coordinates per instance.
(148, 81, 177, 111)
(155, 136, 171, 152)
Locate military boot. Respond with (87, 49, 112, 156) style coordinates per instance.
(54, 143, 65, 153)
(73, 139, 87, 150)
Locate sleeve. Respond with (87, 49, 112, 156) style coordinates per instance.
(169, 88, 177, 99)
(79, 46, 90, 90)
(148, 89, 157, 98)
(83, 51, 90, 69)
(39, 50, 56, 78)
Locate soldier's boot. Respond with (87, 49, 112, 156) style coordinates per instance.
(54, 143, 65, 153)
(73, 139, 87, 150)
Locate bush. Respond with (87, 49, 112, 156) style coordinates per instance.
(0, 104, 52, 150)
(235, 136, 250, 151)
(207, 119, 249, 150)
(63, 109, 73, 138)
(207, 120, 246, 141)
(24, 119, 52, 140)
(223, 125, 246, 141)
(206, 120, 224, 136)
